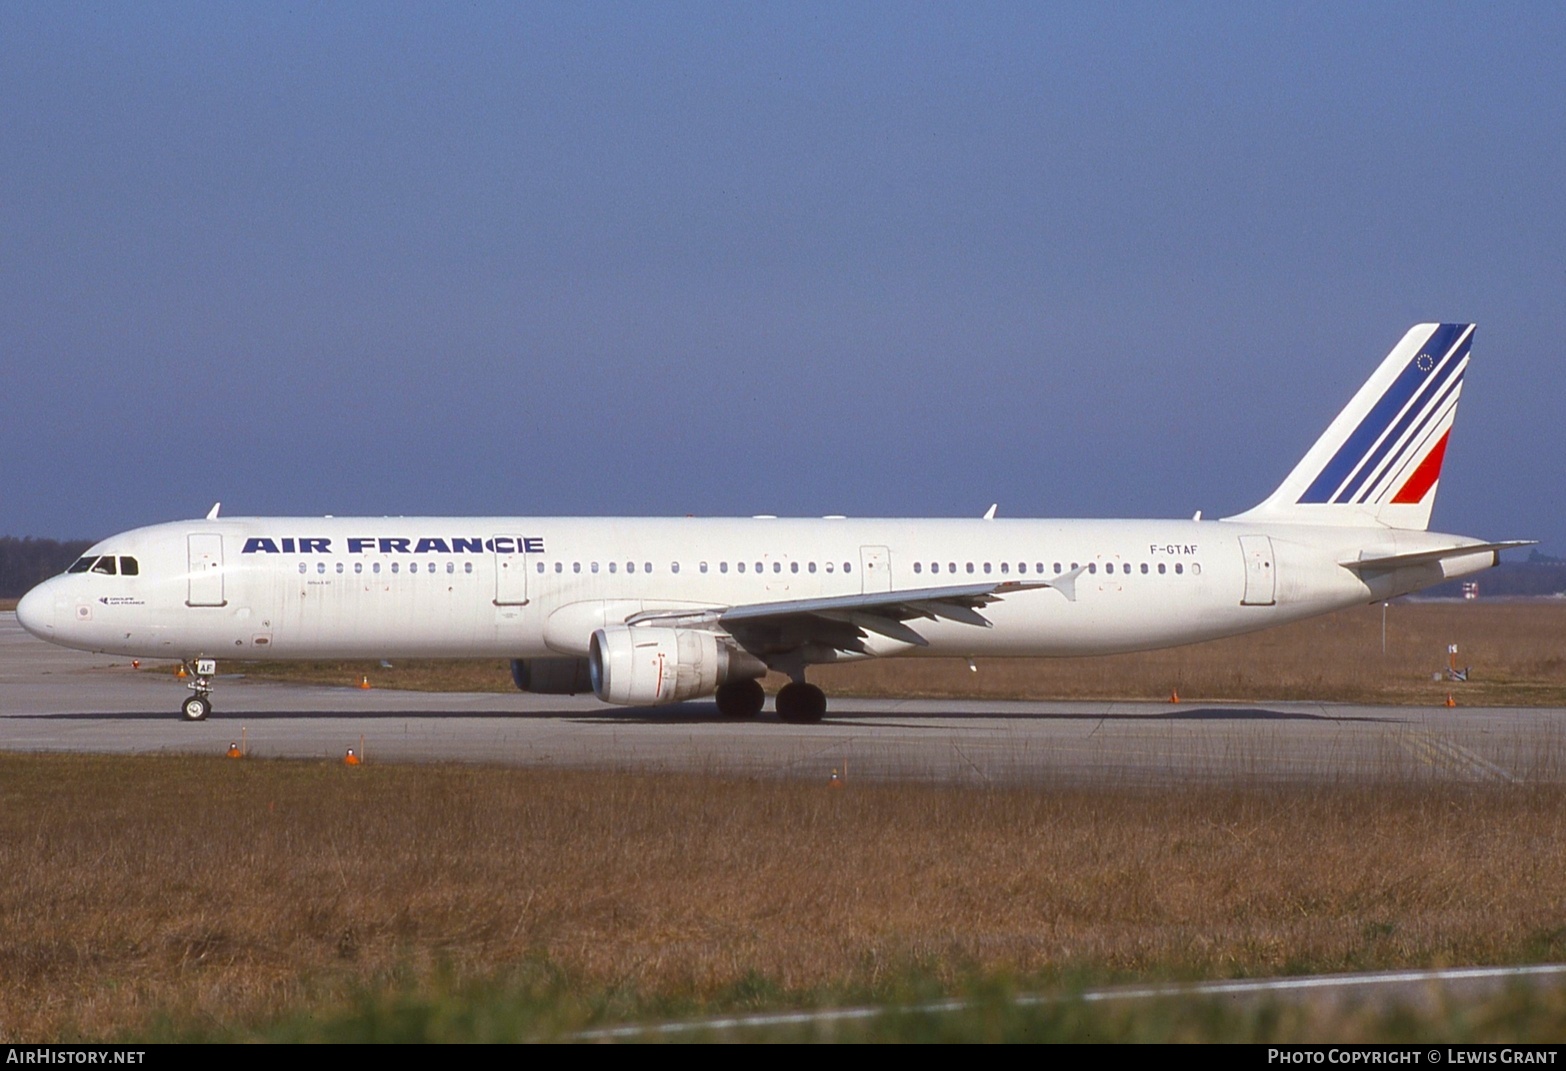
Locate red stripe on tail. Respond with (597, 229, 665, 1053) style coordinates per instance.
(1391, 429, 1450, 504)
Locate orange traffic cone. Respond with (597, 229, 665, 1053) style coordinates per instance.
(226, 742, 243, 759)
(175, 664, 188, 679)
(1169, 689, 1181, 704)
(1445, 694, 1457, 708)
(359, 675, 371, 690)
(344, 748, 361, 766)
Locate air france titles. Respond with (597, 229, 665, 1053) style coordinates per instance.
(241, 537, 545, 556)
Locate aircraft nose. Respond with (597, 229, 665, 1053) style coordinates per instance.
(15, 582, 56, 639)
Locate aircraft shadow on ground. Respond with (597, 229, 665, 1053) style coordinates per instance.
(10, 704, 1401, 726)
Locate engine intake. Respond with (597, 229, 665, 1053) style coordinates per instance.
(588, 626, 765, 706)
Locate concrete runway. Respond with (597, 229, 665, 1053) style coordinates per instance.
(4, 613, 1563, 785)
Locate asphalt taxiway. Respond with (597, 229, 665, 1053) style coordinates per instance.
(4, 614, 1562, 785)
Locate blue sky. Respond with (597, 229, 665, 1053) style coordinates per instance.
(2, 3, 1561, 551)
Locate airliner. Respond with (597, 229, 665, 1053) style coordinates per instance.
(15, 323, 1528, 723)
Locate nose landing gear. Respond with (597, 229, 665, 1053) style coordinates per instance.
(180, 659, 216, 720)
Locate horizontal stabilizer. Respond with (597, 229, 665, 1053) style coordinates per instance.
(1342, 540, 1535, 571)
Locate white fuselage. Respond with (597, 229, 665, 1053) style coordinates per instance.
(16, 515, 1494, 664)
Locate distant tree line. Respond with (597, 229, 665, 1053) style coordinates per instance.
(1417, 554, 1566, 599)
(0, 537, 95, 598)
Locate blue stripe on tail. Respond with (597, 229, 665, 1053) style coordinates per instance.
(1297, 324, 1468, 504)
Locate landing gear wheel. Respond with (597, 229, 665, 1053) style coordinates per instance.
(716, 678, 766, 719)
(775, 682, 827, 724)
(181, 695, 212, 722)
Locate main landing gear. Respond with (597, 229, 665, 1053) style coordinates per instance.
(715, 678, 766, 719)
(713, 677, 828, 723)
(180, 658, 216, 721)
(775, 681, 827, 724)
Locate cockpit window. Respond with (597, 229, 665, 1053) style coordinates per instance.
(67, 557, 94, 574)
(120, 557, 139, 576)
(90, 556, 117, 575)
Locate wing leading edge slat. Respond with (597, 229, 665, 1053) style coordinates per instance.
(626, 570, 1081, 658)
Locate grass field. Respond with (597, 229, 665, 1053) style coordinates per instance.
(6, 753, 1566, 1041)
(238, 600, 1566, 707)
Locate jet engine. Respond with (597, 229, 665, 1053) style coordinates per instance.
(588, 625, 765, 706)
(511, 657, 594, 695)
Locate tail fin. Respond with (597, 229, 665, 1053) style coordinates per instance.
(1225, 323, 1473, 531)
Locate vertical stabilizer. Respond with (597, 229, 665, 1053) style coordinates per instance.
(1225, 323, 1473, 530)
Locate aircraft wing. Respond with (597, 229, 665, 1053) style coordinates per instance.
(627, 569, 1082, 654)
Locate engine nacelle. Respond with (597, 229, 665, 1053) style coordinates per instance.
(588, 626, 765, 706)
(511, 657, 594, 695)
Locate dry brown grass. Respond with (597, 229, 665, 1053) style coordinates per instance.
(239, 601, 1566, 706)
(820, 600, 1566, 706)
(5, 753, 1566, 1040)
